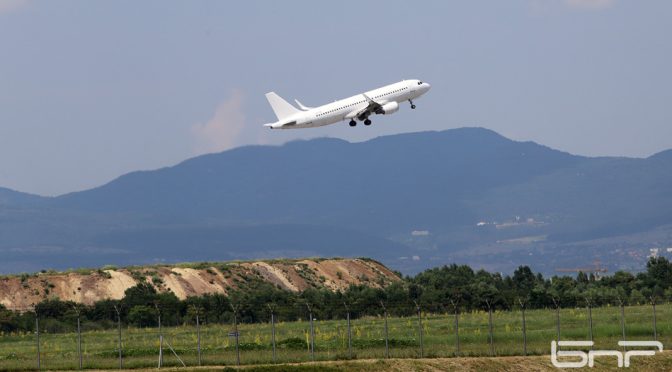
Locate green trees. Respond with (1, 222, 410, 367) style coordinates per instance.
(121, 282, 184, 326)
(1, 257, 670, 333)
(645, 257, 672, 297)
(127, 305, 158, 327)
(122, 282, 158, 309)
(512, 265, 537, 296)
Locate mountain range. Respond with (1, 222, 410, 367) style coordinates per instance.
(2, 127, 671, 275)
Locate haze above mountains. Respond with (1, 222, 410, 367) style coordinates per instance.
(2, 128, 671, 275)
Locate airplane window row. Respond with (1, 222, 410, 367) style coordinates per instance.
(316, 86, 405, 117)
(317, 100, 368, 117)
(374, 87, 407, 99)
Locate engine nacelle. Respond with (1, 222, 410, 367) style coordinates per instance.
(380, 101, 399, 115)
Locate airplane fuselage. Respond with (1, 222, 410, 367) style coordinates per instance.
(264, 79, 431, 129)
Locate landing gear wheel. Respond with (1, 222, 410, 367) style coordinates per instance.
(409, 99, 416, 109)
(411, 104, 416, 109)
(349, 120, 357, 127)
(364, 119, 372, 126)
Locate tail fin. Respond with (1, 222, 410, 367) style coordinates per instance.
(265, 92, 300, 121)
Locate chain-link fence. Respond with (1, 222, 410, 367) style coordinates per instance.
(0, 300, 669, 370)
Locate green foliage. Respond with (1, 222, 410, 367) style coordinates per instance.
(122, 282, 157, 309)
(276, 337, 306, 350)
(151, 274, 163, 286)
(352, 338, 416, 348)
(227, 342, 265, 351)
(2, 257, 671, 337)
(127, 305, 158, 327)
(129, 270, 145, 282)
(96, 269, 112, 279)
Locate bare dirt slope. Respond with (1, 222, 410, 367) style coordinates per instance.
(0, 258, 399, 311)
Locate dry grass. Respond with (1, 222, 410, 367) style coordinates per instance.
(100, 352, 672, 372)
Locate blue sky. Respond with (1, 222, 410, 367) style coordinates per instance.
(1, 0, 671, 195)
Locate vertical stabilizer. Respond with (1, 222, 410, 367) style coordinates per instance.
(265, 92, 300, 121)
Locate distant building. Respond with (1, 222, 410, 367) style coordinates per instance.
(649, 248, 659, 258)
(411, 230, 429, 236)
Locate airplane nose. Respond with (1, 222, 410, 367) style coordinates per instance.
(424, 82, 431, 92)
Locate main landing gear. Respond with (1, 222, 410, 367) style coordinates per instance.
(409, 99, 416, 109)
(350, 119, 372, 127)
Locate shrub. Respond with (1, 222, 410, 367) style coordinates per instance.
(127, 305, 158, 327)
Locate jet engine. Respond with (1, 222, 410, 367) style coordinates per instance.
(380, 101, 399, 114)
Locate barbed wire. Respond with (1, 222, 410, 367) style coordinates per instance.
(7, 296, 670, 317)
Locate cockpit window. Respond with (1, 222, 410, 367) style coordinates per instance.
(417, 81, 423, 85)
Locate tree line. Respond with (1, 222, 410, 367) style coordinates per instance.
(1, 257, 671, 334)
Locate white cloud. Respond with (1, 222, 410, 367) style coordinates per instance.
(566, 0, 615, 10)
(0, 0, 28, 14)
(191, 91, 246, 155)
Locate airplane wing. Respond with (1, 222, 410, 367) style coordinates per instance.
(346, 94, 384, 120)
(362, 94, 383, 111)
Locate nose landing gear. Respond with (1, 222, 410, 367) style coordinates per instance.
(409, 99, 416, 109)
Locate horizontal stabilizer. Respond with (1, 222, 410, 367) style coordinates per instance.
(264, 121, 297, 129)
(294, 99, 314, 111)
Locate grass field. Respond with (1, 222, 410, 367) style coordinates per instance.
(0, 303, 669, 370)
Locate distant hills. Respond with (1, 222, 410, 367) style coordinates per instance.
(0, 187, 43, 206)
(2, 127, 671, 275)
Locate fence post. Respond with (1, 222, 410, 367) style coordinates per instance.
(195, 309, 202, 366)
(651, 296, 658, 341)
(486, 299, 494, 356)
(552, 297, 561, 344)
(305, 303, 315, 361)
(157, 304, 163, 368)
(114, 304, 123, 369)
(380, 301, 389, 358)
(618, 297, 626, 353)
(343, 302, 352, 359)
(518, 298, 527, 356)
(76, 309, 83, 369)
(232, 304, 240, 366)
(586, 297, 593, 350)
(268, 304, 276, 363)
(413, 300, 424, 358)
(35, 313, 41, 371)
(310, 307, 316, 360)
(450, 299, 459, 356)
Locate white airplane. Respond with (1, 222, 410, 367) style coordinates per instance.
(263, 79, 431, 129)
